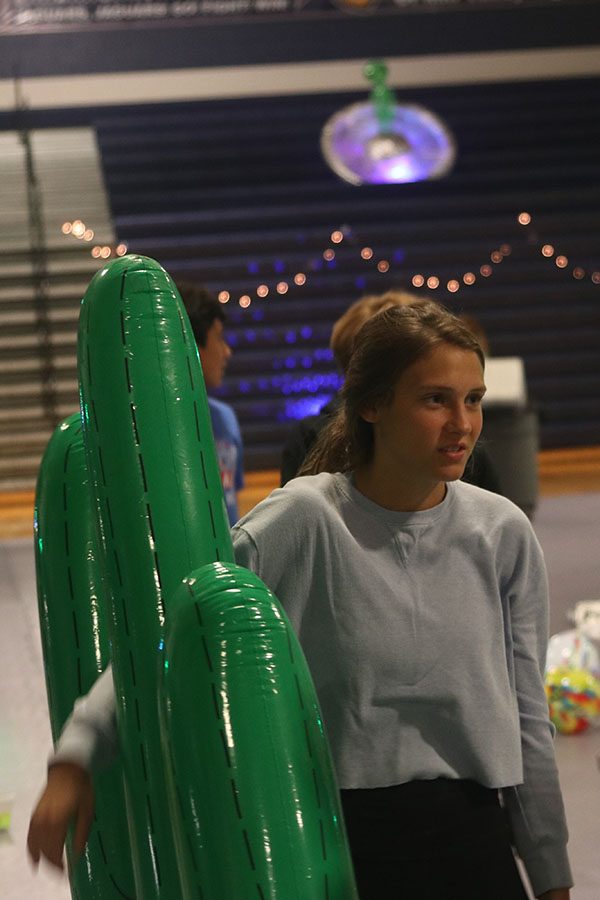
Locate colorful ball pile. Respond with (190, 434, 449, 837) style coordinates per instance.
(545, 666, 600, 735)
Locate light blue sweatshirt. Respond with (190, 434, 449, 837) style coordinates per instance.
(52, 474, 572, 897)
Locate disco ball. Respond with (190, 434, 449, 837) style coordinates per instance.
(321, 100, 456, 186)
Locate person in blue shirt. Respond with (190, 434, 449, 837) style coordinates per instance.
(176, 281, 244, 525)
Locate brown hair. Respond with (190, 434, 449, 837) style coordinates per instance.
(330, 290, 423, 372)
(300, 301, 485, 475)
(459, 313, 490, 355)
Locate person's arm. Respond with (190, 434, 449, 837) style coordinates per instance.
(27, 665, 117, 871)
(500, 527, 573, 898)
(27, 762, 94, 871)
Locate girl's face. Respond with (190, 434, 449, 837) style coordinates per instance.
(361, 342, 486, 504)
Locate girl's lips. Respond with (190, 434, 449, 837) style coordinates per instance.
(438, 445, 468, 461)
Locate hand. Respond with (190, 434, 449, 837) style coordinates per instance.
(27, 762, 94, 872)
(538, 890, 571, 900)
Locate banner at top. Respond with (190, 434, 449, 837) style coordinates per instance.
(1, 0, 591, 32)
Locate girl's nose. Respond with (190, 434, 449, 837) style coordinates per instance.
(448, 406, 472, 434)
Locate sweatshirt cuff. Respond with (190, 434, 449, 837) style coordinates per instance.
(520, 844, 573, 897)
(49, 722, 100, 774)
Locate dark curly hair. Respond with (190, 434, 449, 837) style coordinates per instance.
(175, 281, 226, 348)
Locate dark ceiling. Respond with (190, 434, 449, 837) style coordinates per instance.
(1, 1, 599, 79)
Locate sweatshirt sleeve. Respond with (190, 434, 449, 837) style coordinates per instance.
(50, 665, 119, 774)
(501, 525, 573, 896)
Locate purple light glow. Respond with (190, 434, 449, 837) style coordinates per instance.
(321, 101, 456, 186)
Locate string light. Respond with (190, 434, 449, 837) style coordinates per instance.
(67, 214, 600, 310)
(224, 213, 596, 308)
(83, 211, 600, 306)
(63, 217, 130, 263)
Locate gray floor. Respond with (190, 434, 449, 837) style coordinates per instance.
(1, 492, 599, 899)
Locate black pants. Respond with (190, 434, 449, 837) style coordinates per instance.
(340, 779, 529, 900)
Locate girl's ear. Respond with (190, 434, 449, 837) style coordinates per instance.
(360, 405, 379, 424)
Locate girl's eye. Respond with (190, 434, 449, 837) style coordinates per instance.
(425, 394, 444, 405)
(467, 394, 484, 406)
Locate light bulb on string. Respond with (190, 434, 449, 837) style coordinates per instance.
(213, 211, 599, 315)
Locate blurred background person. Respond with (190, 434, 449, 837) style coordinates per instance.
(177, 281, 244, 524)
